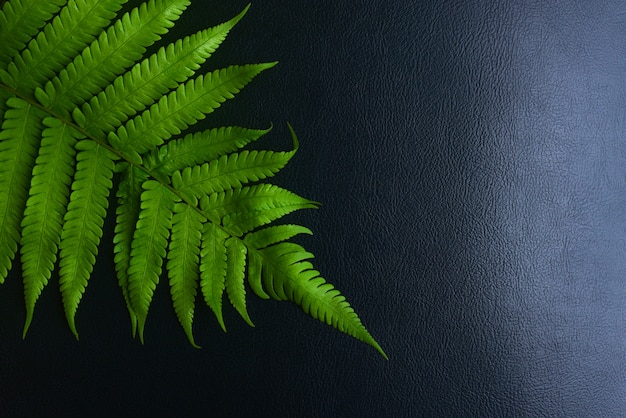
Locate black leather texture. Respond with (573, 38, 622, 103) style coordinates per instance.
(1, 0, 625, 416)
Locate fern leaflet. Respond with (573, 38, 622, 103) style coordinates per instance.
(59, 141, 117, 337)
(167, 202, 203, 347)
(128, 179, 177, 342)
(20, 116, 80, 334)
(200, 221, 229, 332)
(0, 98, 45, 282)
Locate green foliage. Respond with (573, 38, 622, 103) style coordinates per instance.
(0, 0, 387, 359)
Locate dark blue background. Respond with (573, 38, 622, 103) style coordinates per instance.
(1, 0, 625, 416)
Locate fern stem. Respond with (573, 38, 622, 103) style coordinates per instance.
(0, 80, 282, 231)
(2, 81, 305, 263)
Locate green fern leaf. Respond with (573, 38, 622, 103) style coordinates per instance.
(110, 63, 277, 154)
(245, 225, 314, 301)
(167, 202, 204, 348)
(246, 250, 268, 300)
(128, 179, 178, 342)
(0, 98, 45, 283)
(0, 0, 386, 358)
(113, 164, 149, 336)
(58, 140, 117, 338)
(78, 6, 249, 137)
(244, 224, 313, 250)
(41, 0, 190, 116)
(4, 0, 128, 95)
(199, 221, 229, 331)
(258, 242, 388, 359)
(172, 148, 296, 204)
(152, 125, 271, 174)
(0, 0, 67, 68)
(201, 184, 318, 236)
(224, 236, 253, 327)
(21, 116, 80, 336)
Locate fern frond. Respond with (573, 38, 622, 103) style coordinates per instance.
(224, 236, 252, 326)
(21, 116, 80, 336)
(0, 0, 67, 68)
(113, 164, 149, 336)
(41, 0, 190, 116)
(77, 5, 249, 136)
(201, 184, 318, 236)
(258, 243, 388, 359)
(151, 125, 271, 174)
(199, 222, 229, 331)
(246, 250, 268, 299)
(127, 179, 178, 342)
(167, 202, 204, 348)
(58, 140, 117, 338)
(244, 224, 313, 250)
(0, 98, 45, 282)
(0, 1, 386, 358)
(110, 63, 277, 154)
(245, 225, 313, 300)
(172, 148, 296, 204)
(5, 0, 129, 94)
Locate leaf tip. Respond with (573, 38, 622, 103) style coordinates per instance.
(183, 326, 200, 348)
(64, 310, 80, 340)
(130, 315, 138, 338)
(69, 324, 80, 341)
(266, 61, 279, 70)
(34, 86, 51, 107)
(0, 69, 14, 86)
(373, 342, 389, 360)
(72, 108, 86, 128)
(242, 315, 254, 328)
(240, 3, 252, 18)
(22, 315, 33, 340)
(286, 123, 299, 152)
(137, 320, 146, 344)
(363, 333, 388, 359)
(218, 319, 227, 333)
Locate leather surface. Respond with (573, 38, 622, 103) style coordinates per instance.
(1, 0, 625, 416)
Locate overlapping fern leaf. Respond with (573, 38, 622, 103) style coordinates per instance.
(0, 0, 387, 358)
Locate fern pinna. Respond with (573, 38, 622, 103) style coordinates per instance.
(0, 0, 386, 358)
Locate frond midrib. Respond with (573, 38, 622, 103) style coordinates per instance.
(0, 80, 263, 253)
